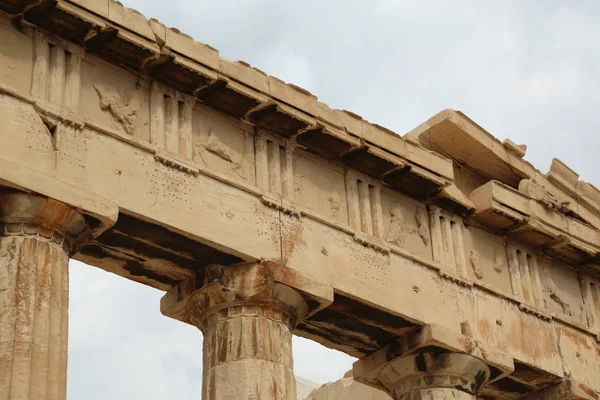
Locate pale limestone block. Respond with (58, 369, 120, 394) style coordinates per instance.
(219, 58, 270, 95)
(107, 0, 156, 42)
(555, 325, 600, 392)
(550, 158, 579, 188)
(0, 94, 55, 174)
(268, 76, 318, 117)
(502, 138, 527, 158)
(164, 26, 220, 70)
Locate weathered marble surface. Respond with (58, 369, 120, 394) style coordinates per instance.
(0, 1, 599, 398)
(0, 193, 89, 400)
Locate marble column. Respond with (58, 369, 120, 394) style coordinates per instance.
(0, 192, 89, 400)
(377, 352, 490, 400)
(185, 263, 309, 400)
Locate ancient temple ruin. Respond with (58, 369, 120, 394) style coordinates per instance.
(1, 1, 600, 399)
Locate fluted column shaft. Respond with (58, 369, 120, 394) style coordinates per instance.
(0, 192, 89, 400)
(185, 263, 309, 400)
(200, 303, 295, 399)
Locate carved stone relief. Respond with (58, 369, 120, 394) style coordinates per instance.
(493, 249, 505, 273)
(538, 258, 587, 324)
(93, 83, 140, 136)
(293, 152, 348, 225)
(543, 268, 572, 316)
(327, 191, 342, 221)
(192, 107, 255, 185)
(415, 206, 430, 245)
(385, 204, 406, 247)
(204, 130, 237, 164)
(469, 249, 484, 279)
(380, 189, 431, 260)
(461, 226, 512, 294)
(80, 59, 150, 141)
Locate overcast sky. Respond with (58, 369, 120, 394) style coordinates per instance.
(68, 1, 600, 399)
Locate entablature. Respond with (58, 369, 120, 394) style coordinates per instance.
(2, 1, 600, 397)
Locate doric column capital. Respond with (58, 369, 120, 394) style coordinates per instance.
(0, 192, 91, 254)
(161, 262, 332, 400)
(186, 262, 310, 331)
(378, 352, 490, 398)
(354, 324, 515, 399)
(161, 260, 333, 328)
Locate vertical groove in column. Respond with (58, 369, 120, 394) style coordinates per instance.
(47, 244, 62, 400)
(0, 193, 87, 400)
(58, 247, 69, 400)
(10, 237, 37, 400)
(29, 240, 51, 400)
(200, 305, 296, 400)
(0, 235, 70, 400)
(0, 237, 19, 396)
